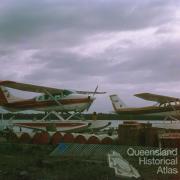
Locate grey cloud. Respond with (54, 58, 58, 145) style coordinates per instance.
(22, 53, 108, 90)
(1, 0, 180, 112)
(0, 0, 178, 46)
(106, 40, 180, 85)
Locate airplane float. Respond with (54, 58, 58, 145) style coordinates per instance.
(110, 93, 180, 120)
(0, 80, 105, 121)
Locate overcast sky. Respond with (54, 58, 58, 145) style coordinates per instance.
(1, 0, 180, 112)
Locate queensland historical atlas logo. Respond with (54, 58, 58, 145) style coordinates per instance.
(127, 147, 178, 175)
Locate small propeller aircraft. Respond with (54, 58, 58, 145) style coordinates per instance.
(110, 93, 180, 120)
(0, 80, 105, 121)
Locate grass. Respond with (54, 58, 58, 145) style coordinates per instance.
(0, 142, 179, 180)
(0, 143, 116, 180)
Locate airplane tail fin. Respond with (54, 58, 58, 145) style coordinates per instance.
(109, 94, 127, 111)
(0, 86, 21, 105)
(0, 86, 8, 105)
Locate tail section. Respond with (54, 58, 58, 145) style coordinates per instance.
(0, 86, 8, 105)
(109, 94, 127, 111)
(0, 86, 21, 105)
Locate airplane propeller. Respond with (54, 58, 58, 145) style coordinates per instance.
(86, 85, 98, 111)
(92, 85, 98, 97)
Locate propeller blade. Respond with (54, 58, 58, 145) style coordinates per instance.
(93, 85, 98, 97)
(86, 96, 95, 111)
(86, 86, 98, 111)
(86, 102, 92, 112)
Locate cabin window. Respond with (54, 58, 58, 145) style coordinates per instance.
(36, 91, 72, 102)
(44, 95, 51, 101)
(36, 96, 44, 101)
(55, 95, 61, 100)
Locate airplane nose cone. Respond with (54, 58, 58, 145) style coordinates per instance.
(88, 95, 96, 101)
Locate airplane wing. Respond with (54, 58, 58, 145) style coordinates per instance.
(0, 80, 64, 94)
(0, 80, 106, 95)
(134, 93, 180, 104)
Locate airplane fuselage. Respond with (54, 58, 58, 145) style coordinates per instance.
(115, 105, 180, 116)
(2, 93, 94, 112)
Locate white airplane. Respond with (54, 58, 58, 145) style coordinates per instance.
(0, 80, 105, 121)
(110, 93, 180, 120)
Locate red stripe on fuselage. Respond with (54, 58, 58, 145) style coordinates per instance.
(3, 98, 91, 109)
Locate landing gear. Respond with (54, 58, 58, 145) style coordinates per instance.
(41, 89, 86, 121)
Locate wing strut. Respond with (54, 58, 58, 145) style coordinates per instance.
(42, 111, 65, 121)
(163, 100, 180, 122)
(44, 89, 62, 106)
(42, 89, 84, 121)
